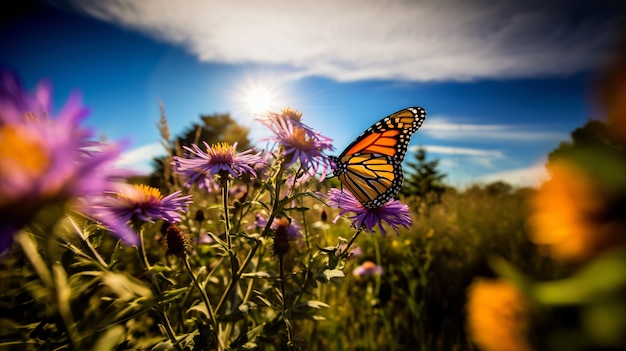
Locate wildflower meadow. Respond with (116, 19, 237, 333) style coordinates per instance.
(1, 50, 626, 351)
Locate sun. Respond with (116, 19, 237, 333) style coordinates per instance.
(244, 85, 277, 115)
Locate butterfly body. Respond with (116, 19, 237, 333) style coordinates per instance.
(332, 107, 426, 209)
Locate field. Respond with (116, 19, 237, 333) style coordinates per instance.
(2, 72, 625, 350)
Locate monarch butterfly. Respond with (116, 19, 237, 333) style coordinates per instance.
(331, 107, 426, 209)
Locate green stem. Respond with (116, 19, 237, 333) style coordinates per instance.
(279, 253, 294, 347)
(184, 255, 219, 335)
(138, 227, 151, 270)
(136, 227, 180, 349)
(222, 180, 232, 250)
(261, 165, 286, 238)
(159, 311, 180, 348)
(341, 227, 364, 258)
(215, 240, 259, 313)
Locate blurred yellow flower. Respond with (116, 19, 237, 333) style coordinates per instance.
(466, 278, 533, 351)
(527, 160, 626, 263)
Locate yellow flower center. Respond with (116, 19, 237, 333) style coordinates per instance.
(117, 184, 163, 203)
(0, 125, 50, 199)
(288, 127, 315, 150)
(210, 142, 233, 153)
(281, 107, 303, 122)
(207, 142, 236, 162)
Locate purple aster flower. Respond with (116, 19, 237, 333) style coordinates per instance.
(173, 142, 265, 190)
(86, 184, 191, 246)
(93, 184, 192, 226)
(0, 70, 131, 250)
(352, 261, 383, 279)
(252, 214, 303, 240)
(323, 188, 412, 236)
(258, 108, 334, 181)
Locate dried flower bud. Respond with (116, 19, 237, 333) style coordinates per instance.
(195, 209, 205, 222)
(162, 224, 190, 257)
(272, 221, 291, 257)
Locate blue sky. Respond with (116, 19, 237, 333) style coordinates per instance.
(2, 0, 624, 187)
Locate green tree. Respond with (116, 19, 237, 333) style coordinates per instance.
(400, 147, 447, 212)
(547, 119, 617, 168)
(149, 107, 253, 189)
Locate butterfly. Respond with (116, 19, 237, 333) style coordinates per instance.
(331, 107, 426, 209)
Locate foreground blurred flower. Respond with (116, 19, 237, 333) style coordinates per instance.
(466, 278, 534, 351)
(259, 108, 334, 181)
(352, 261, 383, 279)
(0, 70, 129, 250)
(173, 142, 265, 190)
(93, 184, 192, 229)
(323, 188, 412, 236)
(527, 156, 626, 263)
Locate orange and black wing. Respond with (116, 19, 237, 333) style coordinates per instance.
(334, 107, 426, 208)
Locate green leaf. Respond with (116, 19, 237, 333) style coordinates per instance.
(304, 300, 330, 309)
(159, 287, 188, 304)
(92, 325, 125, 351)
(533, 250, 626, 306)
(220, 301, 258, 322)
(318, 269, 345, 283)
(148, 263, 172, 274)
(188, 304, 209, 319)
(316, 244, 338, 254)
(101, 272, 153, 300)
(241, 271, 272, 279)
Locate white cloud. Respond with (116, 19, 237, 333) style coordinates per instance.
(115, 143, 165, 174)
(421, 117, 568, 141)
(65, 0, 623, 82)
(417, 145, 504, 158)
(415, 144, 505, 168)
(477, 162, 550, 188)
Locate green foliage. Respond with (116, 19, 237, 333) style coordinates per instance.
(547, 119, 621, 169)
(301, 182, 563, 351)
(149, 108, 253, 190)
(400, 147, 447, 213)
(0, 110, 569, 351)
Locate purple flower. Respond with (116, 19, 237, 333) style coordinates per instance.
(173, 142, 265, 190)
(87, 184, 191, 245)
(0, 70, 130, 250)
(323, 188, 412, 236)
(352, 261, 383, 278)
(258, 108, 334, 181)
(94, 184, 192, 225)
(252, 214, 303, 240)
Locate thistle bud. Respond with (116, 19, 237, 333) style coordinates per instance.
(272, 221, 291, 257)
(162, 224, 190, 257)
(195, 209, 205, 222)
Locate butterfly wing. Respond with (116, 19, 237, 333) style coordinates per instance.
(335, 107, 426, 208)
